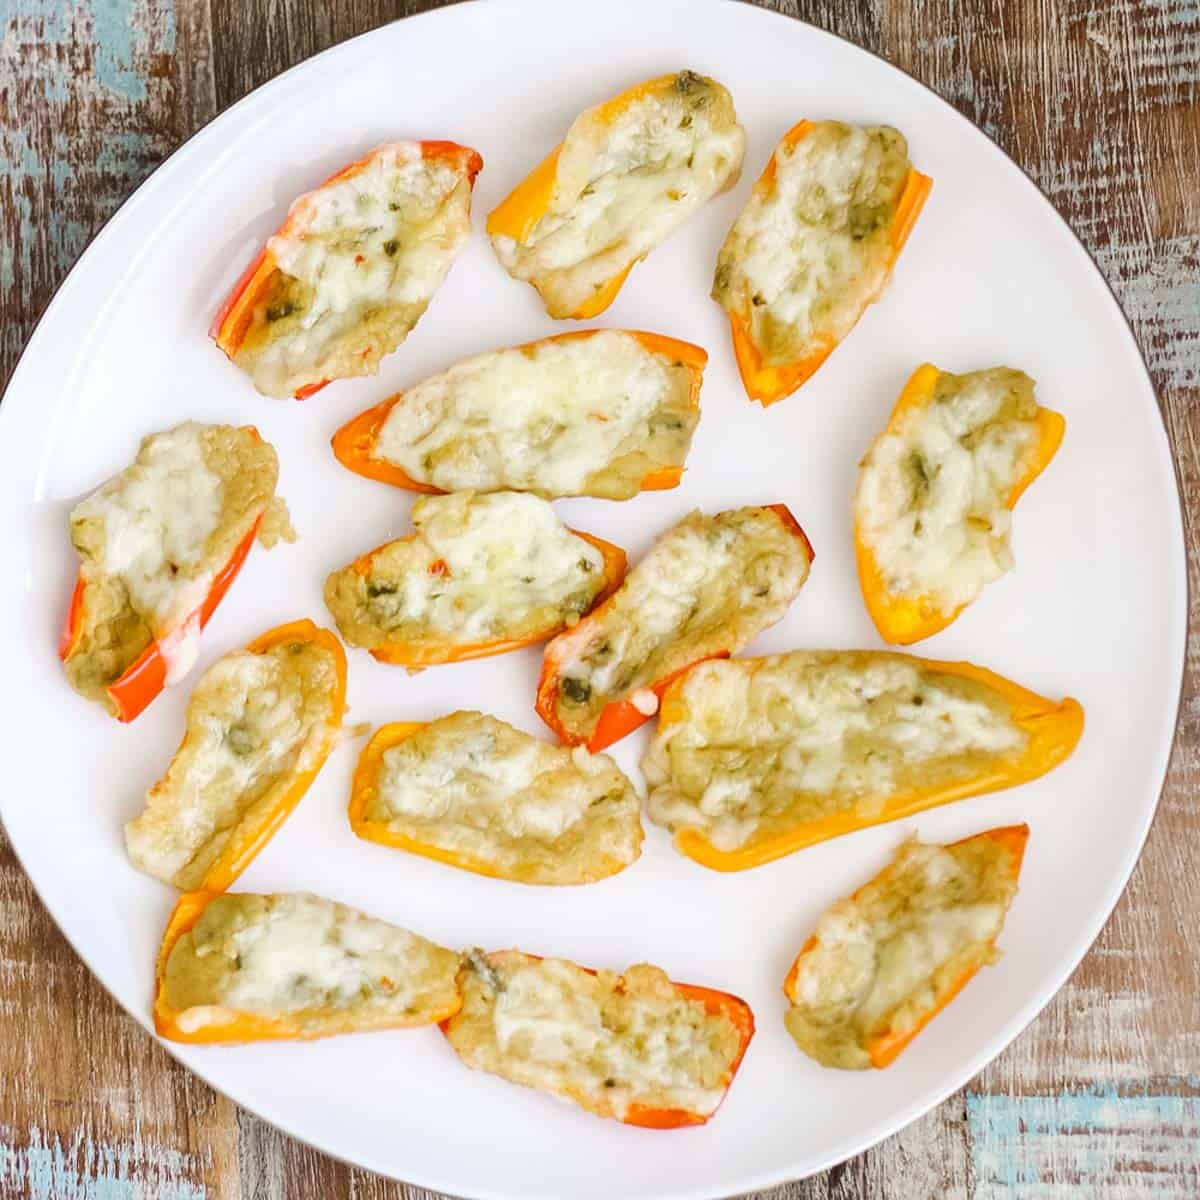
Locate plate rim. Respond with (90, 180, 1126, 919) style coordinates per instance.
(0, 1, 1187, 1195)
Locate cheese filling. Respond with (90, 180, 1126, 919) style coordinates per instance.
(372, 331, 699, 499)
(364, 712, 642, 884)
(445, 951, 742, 1120)
(643, 652, 1027, 853)
(125, 637, 340, 890)
(324, 492, 607, 650)
(236, 142, 475, 397)
(65, 423, 282, 706)
(493, 71, 745, 318)
(713, 122, 911, 365)
(552, 507, 811, 739)
(854, 368, 1042, 613)
(784, 835, 1020, 1069)
(162, 892, 460, 1030)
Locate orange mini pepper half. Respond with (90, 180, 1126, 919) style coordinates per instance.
(719, 120, 932, 406)
(211, 141, 483, 399)
(672, 657, 1079, 872)
(536, 503, 813, 753)
(487, 73, 743, 320)
(59, 514, 263, 724)
(855, 363, 1066, 645)
(622, 981, 755, 1128)
(153, 888, 461, 1044)
(441, 949, 754, 1128)
(783, 824, 1028, 1069)
(330, 329, 706, 496)
(335, 528, 626, 668)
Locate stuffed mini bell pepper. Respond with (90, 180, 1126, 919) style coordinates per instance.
(713, 120, 931, 405)
(212, 140, 482, 398)
(324, 492, 625, 667)
(331, 329, 705, 500)
(348, 712, 643, 885)
(536, 504, 813, 752)
(60, 422, 292, 722)
(783, 825, 1028, 1069)
(854, 364, 1065, 644)
(489, 71, 745, 318)
(644, 650, 1081, 870)
(125, 619, 346, 892)
(442, 949, 754, 1126)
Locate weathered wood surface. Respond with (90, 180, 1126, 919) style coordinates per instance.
(1, 0, 1197, 1196)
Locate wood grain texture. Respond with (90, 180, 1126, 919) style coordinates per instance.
(1, 1, 1197, 1197)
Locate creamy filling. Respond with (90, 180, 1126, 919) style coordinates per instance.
(125, 639, 339, 889)
(71, 423, 223, 637)
(163, 892, 460, 1028)
(241, 142, 473, 396)
(447, 952, 741, 1119)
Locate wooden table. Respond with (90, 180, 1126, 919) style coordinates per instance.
(2, 2, 1197, 1196)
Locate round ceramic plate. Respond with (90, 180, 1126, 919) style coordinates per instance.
(0, 2, 1185, 1196)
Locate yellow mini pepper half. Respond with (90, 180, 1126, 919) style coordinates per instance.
(347, 720, 506, 877)
(488, 71, 744, 319)
(855, 364, 1066, 645)
(671, 657, 1082, 872)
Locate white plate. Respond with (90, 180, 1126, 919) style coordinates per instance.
(0, 1, 1185, 1196)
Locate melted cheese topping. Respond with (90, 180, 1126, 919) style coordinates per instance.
(551, 507, 811, 741)
(644, 652, 1027, 853)
(324, 492, 607, 651)
(493, 72, 745, 318)
(444, 951, 742, 1120)
(855, 368, 1042, 613)
(713, 122, 911, 365)
(162, 893, 460, 1034)
(783, 835, 1021, 1069)
(363, 712, 642, 884)
(73, 425, 222, 634)
(65, 423, 281, 708)
(234, 142, 475, 397)
(125, 636, 341, 890)
(372, 331, 699, 499)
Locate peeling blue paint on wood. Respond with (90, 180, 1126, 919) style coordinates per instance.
(0, 0, 178, 374)
(967, 1082, 1200, 1197)
(91, 0, 148, 101)
(1099, 240, 1200, 391)
(0, 1127, 207, 1200)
